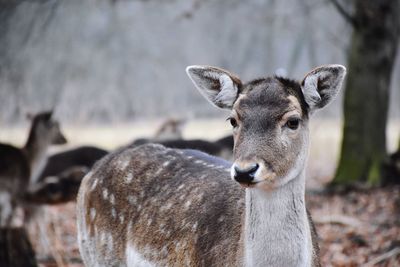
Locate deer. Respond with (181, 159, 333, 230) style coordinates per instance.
(38, 145, 108, 181)
(26, 166, 90, 205)
(77, 64, 346, 266)
(130, 137, 232, 160)
(154, 118, 186, 141)
(0, 110, 67, 226)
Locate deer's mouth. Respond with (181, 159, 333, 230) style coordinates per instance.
(237, 178, 275, 189)
(237, 180, 261, 188)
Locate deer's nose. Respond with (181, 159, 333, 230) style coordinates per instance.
(233, 163, 259, 184)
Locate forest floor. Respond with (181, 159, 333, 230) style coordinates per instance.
(29, 185, 400, 267)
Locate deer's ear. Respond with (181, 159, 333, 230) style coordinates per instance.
(301, 64, 346, 112)
(26, 112, 34, 120)
(43, 110, 54, 121)
(186, 65, 242, 109)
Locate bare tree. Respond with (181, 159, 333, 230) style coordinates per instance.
(331, 0, 400, 186)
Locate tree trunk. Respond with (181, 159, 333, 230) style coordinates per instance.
(332, 0, 399, 186)
(0, 227, 37, 267)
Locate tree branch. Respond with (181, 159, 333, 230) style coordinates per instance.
(328, 0, 356, 27)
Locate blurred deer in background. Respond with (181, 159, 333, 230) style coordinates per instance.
(38, 146, 108, 181)
(130, 136, 233, 160)
(132, 117, 235, 160)
(77, 64, 345, 266)
(0, 110, 67, 227)
(154, 118, 186, 141)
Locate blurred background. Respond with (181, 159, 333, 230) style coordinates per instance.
(0, 0, 398, 123)
(0, 0, 399, 266)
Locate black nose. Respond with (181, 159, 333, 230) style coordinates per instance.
(233, 164, 259, 183)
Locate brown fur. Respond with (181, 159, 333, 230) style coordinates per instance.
(80, 145, 243, 266)
(0, 111, 66, 226)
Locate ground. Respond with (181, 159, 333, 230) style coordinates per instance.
(27, 185, 399, 267)
(2, 119, 399, 266)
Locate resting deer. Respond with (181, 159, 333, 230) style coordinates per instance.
(77, 64, 345, 266)
(38, 146, 108, 181)
(154, 118, 186, 141)
(0, 111, 66, 226)
(130, 137, 232, 160)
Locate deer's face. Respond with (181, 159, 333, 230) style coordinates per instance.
(31, 111, 67, 145)
(187, 65, 346, 191)
(228, 78, 309, 190)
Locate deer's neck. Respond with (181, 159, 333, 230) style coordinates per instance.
(23, 132, 50, 185)
(243, 171, 312, 267)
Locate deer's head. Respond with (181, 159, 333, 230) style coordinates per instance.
(187, 65, 345, 190)
(28, 110, 67, 145)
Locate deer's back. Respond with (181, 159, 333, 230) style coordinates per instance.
(39, 146, 108, 181)
(77, 144, 245, 267)
(0, 143, 30, 196)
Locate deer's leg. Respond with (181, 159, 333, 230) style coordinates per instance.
(0, 191, 13, 227)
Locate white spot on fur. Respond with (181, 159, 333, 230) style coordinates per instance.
(197, 192, 204, 200)
(107, 233, 113, 252)
(162, 161, 171, 167)
(192, 222, 198, 231)
(111, 208, 116, 218)
(90, 208, 96, 221)
(155, 168, 163, 176)
(162, 202, 173, 211)
(125, 173, 133, 183)
(128, 195, 137, 205)
(100, 232, 106, 244)
(182, 172, 191, 178)
(161, 246, 168, 256)
(200, 174, 208, 180)
(184, 201, 192, 209)
(167, 155, 176, 161)
(161, 185, 169, 191)
(119, 214, 125, 223)
(177, 184, 185, 191)
(119, 159, 130, 170)
(127, 221, 133, 234)
(110, 194, 115, 205)
(126, 243, 155, 267)
(103, 189, 108, 200)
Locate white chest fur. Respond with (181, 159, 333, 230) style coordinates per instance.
(244, 175, 312, 267)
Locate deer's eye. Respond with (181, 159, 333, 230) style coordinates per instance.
(227, 117, 238, 128)
(286, 118, 300, 130)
